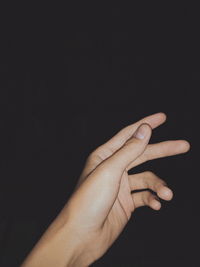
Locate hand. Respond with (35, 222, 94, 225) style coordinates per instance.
(60, 112, 190, 266)
(21, 112, 190, 267)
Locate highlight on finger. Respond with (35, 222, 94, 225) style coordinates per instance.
(157, 185, 173, 201)
(149, 195, 162, 210)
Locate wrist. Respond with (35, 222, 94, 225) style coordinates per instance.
(21, 214, 93, 267)
(48, 212, 95, 267)
(54, 205, 94, 267)
(61, 221, 93, 267)
(44, 219, 92, 267)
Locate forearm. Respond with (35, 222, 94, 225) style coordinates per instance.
(20, 210, 91, 267)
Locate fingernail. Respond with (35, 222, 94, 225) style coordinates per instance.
(133, 124, 149, 139)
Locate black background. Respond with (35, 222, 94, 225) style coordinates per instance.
(0, 2, 199, 266)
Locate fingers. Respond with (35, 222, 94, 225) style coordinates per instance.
(126, 140, 190, 171)
(79, 139, 190, 189)
(79, 113, 167, 184)
(129, 171, 173, 201)
(93, 112, 166, 161)
(132, 191, 161, 210)
(102, 123, 152, 173)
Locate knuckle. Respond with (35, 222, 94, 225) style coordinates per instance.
(86, 153, 94, 164)
(143, 191, 151, 204)
(87, 151, 96, 160)
(144, 170, 154, 177)
(159, 177, 166, 184)
(87, 149, 99, 161)
(159, 180, 167, 187)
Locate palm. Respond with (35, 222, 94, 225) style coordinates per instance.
(107, 170, 134, 227)
(102, 170, 135, 246)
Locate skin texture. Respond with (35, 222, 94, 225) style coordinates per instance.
(21, 112, 190, 267)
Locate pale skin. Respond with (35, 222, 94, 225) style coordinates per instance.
(21, 112, 190, 267)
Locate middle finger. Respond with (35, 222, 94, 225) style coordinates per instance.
(127, 140, 190, 171)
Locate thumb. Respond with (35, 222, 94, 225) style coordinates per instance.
(103, 123, 152, 172)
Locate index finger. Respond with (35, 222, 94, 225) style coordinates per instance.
(95, 112, 167, 160)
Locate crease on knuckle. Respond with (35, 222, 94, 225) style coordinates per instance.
(87, 150, 101, 162)
(144, 170, 154, 177)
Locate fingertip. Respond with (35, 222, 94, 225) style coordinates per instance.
(158, 112, 167, 122)
(172, 140, 191, 154)
(151, 199, 161, 210)
(158, 186, 173, 201)
(182, 140, 191, 152)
